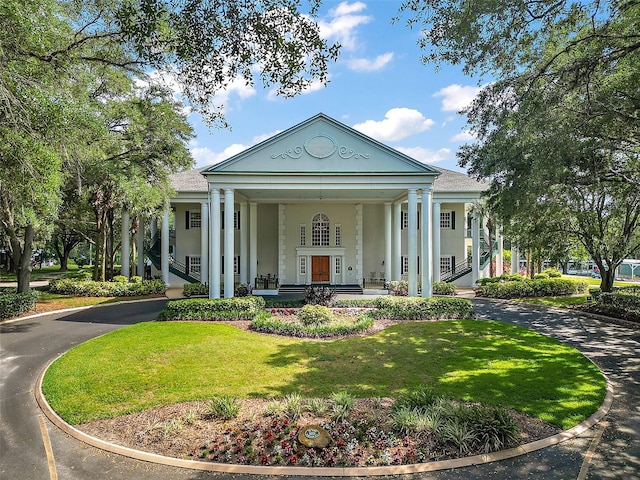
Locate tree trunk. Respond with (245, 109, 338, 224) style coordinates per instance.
(600, 268, 615, 292)
(12, 225, 35, 293)
(107, 209, 114, 280)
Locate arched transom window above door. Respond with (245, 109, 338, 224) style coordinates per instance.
(312, 213, 330, 246)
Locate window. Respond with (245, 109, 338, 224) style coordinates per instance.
(299, 257, 307, 275)
(440, 211, 456, 229)
(312, 213, 330, 246)
(440, 212, 451, 229)
(335, 225, 341, 246)
(401, 211, 420, 229)
(401, 256, 420, 274)
(300, 225, 306, 246)
(335, 257, 341, 275)
(185, 211, 201, 229)
(440, 256, 452, 274)
(187, 255, 201, 274)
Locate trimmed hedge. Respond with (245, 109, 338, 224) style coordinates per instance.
(48, 278, 166, 297)
(433, 281, 457, 296)
(373, 296, 475, 320)
(250, 311, 375, 338)
(476, 278, 588, 299)
(588, 291, 640, 324)
(334, 298, 378, 308)
(0, 290, 39, 320)
(158, 296, 266, 321)
(183, 283, 209, 297)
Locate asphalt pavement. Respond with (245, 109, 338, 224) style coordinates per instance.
(0, 297, 638, 480)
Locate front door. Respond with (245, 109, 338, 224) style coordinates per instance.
(311, 256, 330, 282)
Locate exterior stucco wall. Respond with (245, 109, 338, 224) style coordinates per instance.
(439, 203, 467, 268)
(173, 204, 202, 266)
(282, 203, 359, 284)
(255, 204, 279, 279)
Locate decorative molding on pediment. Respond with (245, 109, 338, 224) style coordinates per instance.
(271, 134, 370, 160)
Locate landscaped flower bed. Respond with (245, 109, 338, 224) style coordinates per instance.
(250, 306, 375, 338)
(79, 392, 560, 468)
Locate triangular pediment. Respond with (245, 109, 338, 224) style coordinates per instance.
(203, 113, 440, 176)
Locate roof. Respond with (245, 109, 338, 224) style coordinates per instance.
(169, 113, 489, 197)
(170, 166, 208, 192)
(430, 166, 489, 192)
(202, 113, 441, 176)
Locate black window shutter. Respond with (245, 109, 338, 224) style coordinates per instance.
(185, 211, 190, 229)
(237, 256, 240, 273)
(221, 256, 224, 274)
(451, 211, 456, 229)
(451, 256, 456, 273)
(185, 255, 190, 274)
(221, 215, 224, 230)
(236, 211, 240, 229)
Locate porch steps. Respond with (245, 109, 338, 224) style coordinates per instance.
(278, 284, 363, 295)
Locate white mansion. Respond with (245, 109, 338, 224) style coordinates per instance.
(131, 113, 502, 297)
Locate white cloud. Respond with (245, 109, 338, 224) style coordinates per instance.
(318, 1, 372, 51)
(267, 76, 329, 100)
(433, 84, 483, 112)
(190, 131, 282, 168)
(449, 130, 477, 142)
(352, 108, 434, 142)
(346, 52, 394, 72)
(191, 144, 247, 168)
(395, 146, 453, 164)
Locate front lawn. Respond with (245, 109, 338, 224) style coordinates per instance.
(42, 320, 605, 430)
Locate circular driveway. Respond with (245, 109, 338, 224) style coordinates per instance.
(0, 298, 638, 479)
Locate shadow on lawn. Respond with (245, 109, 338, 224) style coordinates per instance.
(251, 320, 606, 428)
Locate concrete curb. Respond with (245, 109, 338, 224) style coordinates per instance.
(35, 362, 614, 476)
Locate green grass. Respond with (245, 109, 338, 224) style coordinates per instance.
(42, 320, 605, 429)
(35, 291, 161, 309)
(515, 296, 589, 307)
(561, 274, 638, 288)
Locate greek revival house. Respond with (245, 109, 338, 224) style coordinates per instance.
(142, 113, 495, 297)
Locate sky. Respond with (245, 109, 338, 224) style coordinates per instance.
(184, 1, 484, 173)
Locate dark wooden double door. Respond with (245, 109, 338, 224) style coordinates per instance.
(311, 256, 330, 282)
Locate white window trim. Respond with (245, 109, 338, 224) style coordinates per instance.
(189, 211, 202, 229)
(189, 255, 201, 274)
(440, 211, 452, 229)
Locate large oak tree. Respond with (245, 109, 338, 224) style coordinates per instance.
(1, 0, 339, 291)
(399, 0, 640, 290)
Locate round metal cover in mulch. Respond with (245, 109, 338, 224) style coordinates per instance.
(298, 424, 332, 448)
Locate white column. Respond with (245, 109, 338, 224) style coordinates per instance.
(249, 202, 258, 287)
(240, 202, 248, 284)
(472, 211, 480, 285)
(393, 202, 402, 281)
(384, 202, 392, 281)
(121, 210, 130, 278)
(432, 201, 441, 282)
(200, 202, 209, 284)
(408, 189, 418, 296)
(210, 188, 221, 298)
(224, 188, 235, 298)
(496, 228, 504, 277)
(150, 217, 157, 240)
(161, 209, 170, 285)
(511, 244, 519, 275)
(421, 188, 433, 298)
(136, 216, 145, 277)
